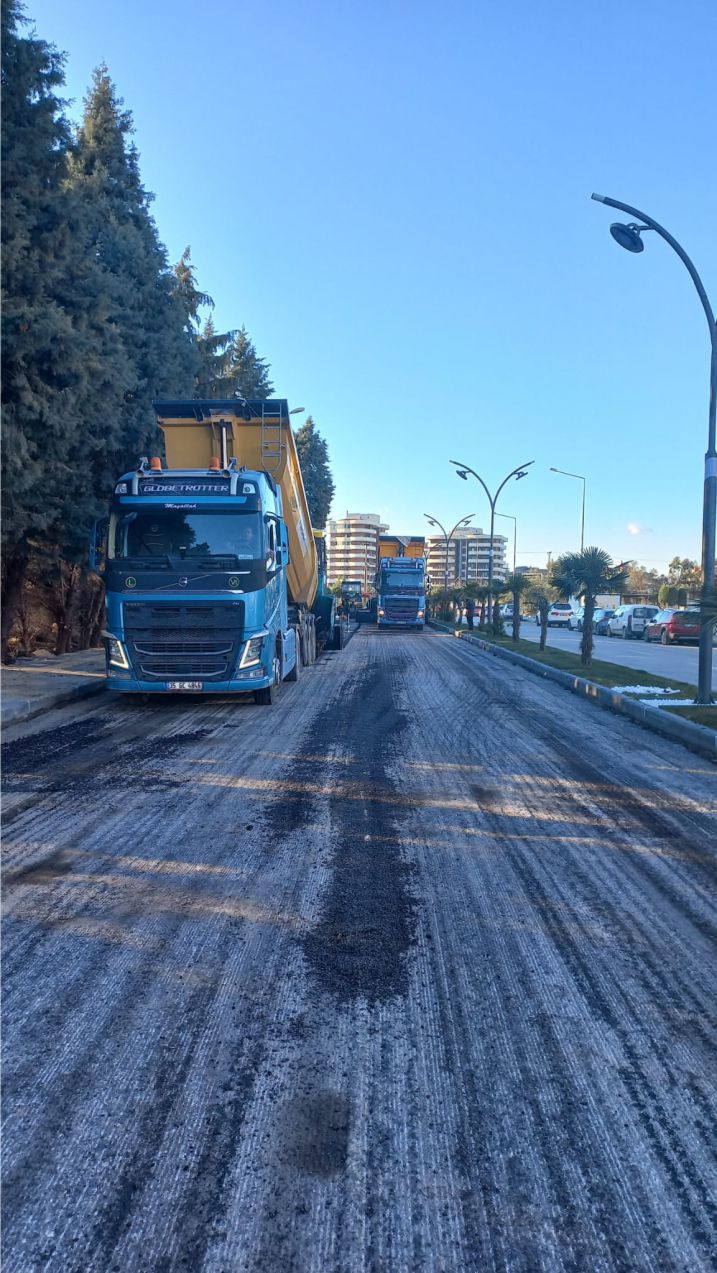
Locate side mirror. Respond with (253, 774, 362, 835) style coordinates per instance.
(89, 518, 108, 573)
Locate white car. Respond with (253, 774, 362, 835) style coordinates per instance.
(607, 604, 659, 639)
(536, 602, 573, 627)
(567, 606, 584, 631)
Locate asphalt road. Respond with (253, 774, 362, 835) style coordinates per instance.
(516, 621, 716, 687)
(3, 627, 716, 1272)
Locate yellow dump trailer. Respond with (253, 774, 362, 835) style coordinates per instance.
(155, 399, 318, 609)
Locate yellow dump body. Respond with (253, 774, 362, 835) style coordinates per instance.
(154, 400, 318, 608)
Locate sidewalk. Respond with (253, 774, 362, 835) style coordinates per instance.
(1, 649, 106, 728)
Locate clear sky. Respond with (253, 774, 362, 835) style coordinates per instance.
(30, 0, 716, 573)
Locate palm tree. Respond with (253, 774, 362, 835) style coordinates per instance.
(552, 548, 630, 666)
(501, 573, 530, 642)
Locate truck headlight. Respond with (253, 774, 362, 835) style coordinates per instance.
(417, 609, 425, 618)
(106, 635, 129, 669)
(378, 609, 385, 616)
(239, 633, 267, 669)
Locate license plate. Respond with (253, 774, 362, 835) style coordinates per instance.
(166, 681, 203, 691)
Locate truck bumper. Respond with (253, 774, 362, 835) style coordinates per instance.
(106, 671, 272, 694)
(377, 619, 424, 628)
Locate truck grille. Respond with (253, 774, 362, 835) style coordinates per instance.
(384, 598, 420, 620)
(123, 602, 244, 681)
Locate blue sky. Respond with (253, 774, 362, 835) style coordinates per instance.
(31, 0, 716, 572)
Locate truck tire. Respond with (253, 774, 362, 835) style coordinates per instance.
(333, 621, 345, 650)
(254, 685, 273, 705)
(285, 635, 301, 681)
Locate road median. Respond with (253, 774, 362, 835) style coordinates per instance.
(430, 620, 717, 760)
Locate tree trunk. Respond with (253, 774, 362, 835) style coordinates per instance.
(466, 599, 474, 630)
(539, 601, 548, 651)
(1, 540, 29, 661)
(492, 600, 502, 636)
(511, 591, 520, 642)
(479, 602, 486, 626)
(54, 562, 82, 655)
(85, 579, 106, 648)
(581, 597, 596, 666)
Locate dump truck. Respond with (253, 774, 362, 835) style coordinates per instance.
(95, 399, 343, 703)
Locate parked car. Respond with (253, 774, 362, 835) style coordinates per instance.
(607, 604, 659, 639)
(567, 606, 584, 631)
(593, 608, 615, 635)
(643, 608, 701, 645)
(535, 602, 573, 627)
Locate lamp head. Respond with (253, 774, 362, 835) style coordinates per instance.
(456, 470, 468, 481)
(609, 222, 644, 253)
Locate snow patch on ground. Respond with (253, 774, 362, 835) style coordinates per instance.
(638, 697, 697, 708)
(614, 685, 680, 696)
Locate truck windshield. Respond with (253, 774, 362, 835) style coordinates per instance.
(109, 510, 263, 568)
(381, 569, 424, 590)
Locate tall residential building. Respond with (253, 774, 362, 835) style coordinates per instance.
(326, 513, 388, 590)
(425, 526, 508, 588)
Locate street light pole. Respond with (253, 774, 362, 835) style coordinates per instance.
(496, 512, 517, 575)
(450, 460, 534, 627)
(424, 513, 475, 595)
(592, 192, 716, 704)
(549, 467, 586, 552)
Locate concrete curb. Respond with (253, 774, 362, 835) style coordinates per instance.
(2, 678, 106, 728)
(429, 620, 717, 761)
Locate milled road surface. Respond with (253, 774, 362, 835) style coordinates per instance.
(2, 627, 716, 1272)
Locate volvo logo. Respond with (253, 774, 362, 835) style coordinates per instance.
(178, 576, 189, 587)
(125, 576, 137, 589)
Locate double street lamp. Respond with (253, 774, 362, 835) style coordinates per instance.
(450, 460, 534, 623)
(592, 193, 716, 705)
(549, 467, 586, 552)
(424, 513, 475, 593)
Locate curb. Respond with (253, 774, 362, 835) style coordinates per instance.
(2, 678, 106, 728)
(429, 621, 717, 761)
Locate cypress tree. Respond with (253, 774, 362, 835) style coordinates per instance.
(0, 0, 114, 650)
(66, 65, 197, 481)
(294, 416, 335, 528)
(223, 326, 274, 399)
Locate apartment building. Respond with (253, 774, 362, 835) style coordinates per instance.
(425, 526, 508, 588)
(326, 513, 388, 590)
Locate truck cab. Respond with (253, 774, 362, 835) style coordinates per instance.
(376, 558, 426, 628)
(104, 459, 294, 702)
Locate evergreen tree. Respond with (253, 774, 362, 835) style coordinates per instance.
(195, 316, 237, 398)
(294, 416, 335, 528)
(0, 1, 118, 649)
(66, 65, 197, 483)
(223, 326, 274, 399)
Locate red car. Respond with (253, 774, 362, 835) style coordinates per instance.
(643, 608, 700, 645)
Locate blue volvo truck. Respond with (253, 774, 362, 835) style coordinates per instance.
(94, 399, 342, 704)
(376, 557, 426, 628)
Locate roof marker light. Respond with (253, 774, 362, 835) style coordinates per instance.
(150, 456, 162, 471)
(209, 457, 221, 471)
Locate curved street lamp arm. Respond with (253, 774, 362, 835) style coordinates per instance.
(494, 460, 535, 504)
(449, 460, 493, 507)
(423, 512, 448, 539)
(592, 194, 716, 338)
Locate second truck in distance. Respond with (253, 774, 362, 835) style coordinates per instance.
(376, 557, 426, 629)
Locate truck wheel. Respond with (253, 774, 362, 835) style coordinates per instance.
(254, 685, 273, 705)
(309, 623, 317, 664)
(285, 637, 301, 682)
